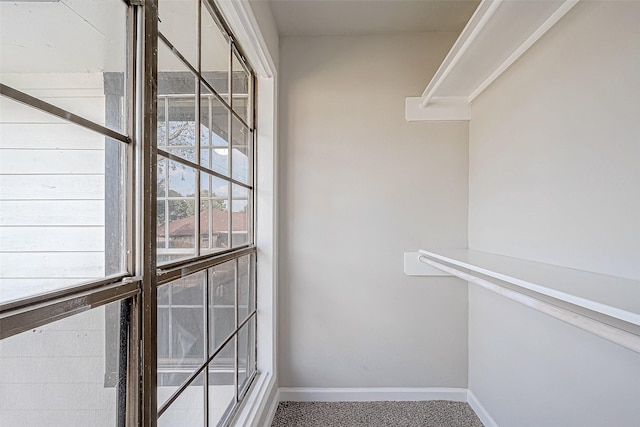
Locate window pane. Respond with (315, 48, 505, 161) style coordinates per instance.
(157, 157, 168, 198)
(232, 50, 250, 125)
(231, 184, 250, 248)
(200, 87, 230, 177)
(209, 261, 235, 355)
(157, 272, 206, 407)
(0, 299, 129, 426)
(158, 40, 197, 165)
(238, 254, 251, 323)
(208, 337, 235, 426)
(237, 317, 256, 398)
(158, 373, 205, 427)
(157, 160, 197, 265)
(237, 252, 256, 328)
(0, 0, 128, 133)
(0, 97, 125, 305)
(201, 2, 230, 99)
(200, 173, 230, 253)
(158, 0, 198, 69)
(157, 156, 168, 253)
(231, 116, 251, 184)
(167, 97, 197, 163)
(157, 97, 167, 150)
(249, 253, 256, 314)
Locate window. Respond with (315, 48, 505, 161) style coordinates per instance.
(154, 0, 257, 424)
(0, 299, 133, 426)
(0, 0, 258, 426)
(0, 1, 133, 425)
(157, 254, 256, 426)
(0, 0, 129, 306)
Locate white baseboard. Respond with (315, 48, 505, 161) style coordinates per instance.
(467, 390, 499, 427)
(278, 387, 468, 403)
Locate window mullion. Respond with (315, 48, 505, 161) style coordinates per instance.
(196, 3, 209, 426)
(138, 0, 159, 426)
(195, 83, 202, 259)
(208, 96, 214, 250)
(228, 42, 234, 251)
(164, 99, 170, 252)
(204, 260, 211, 427)
(234, 257, 239, 404)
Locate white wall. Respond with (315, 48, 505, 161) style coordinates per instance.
(278, 33, 470, 388)
(468, 1, 640, 425)
(468, 1, 640, 280)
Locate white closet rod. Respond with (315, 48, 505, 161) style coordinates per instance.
(418, 255, 640, 355)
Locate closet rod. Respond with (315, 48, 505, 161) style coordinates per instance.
(418, 255, 640, 354)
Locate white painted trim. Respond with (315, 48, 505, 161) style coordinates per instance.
(262, 386, 280, 427)
(468, 390, 499, 427)
(231, 373, 276, 427)
(419, 253, 640, 354)
(253, 73, 278, 387)
(405, 97, 471, 122)
(468, 0, 579, 103)
(278, 387, 468, 403)
(215, 0, 276, 78)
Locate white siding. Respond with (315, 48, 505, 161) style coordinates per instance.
(0, 201, 104, 225)
(0, 306, 118, 427)
(0, 150, 105, 174)
(0, 175, 104, 200)
(0, 73, 117, 426)
(0, 253, 105, 278)
(0, 123, 105, 149)
(0, 73, 107, 300)
(0, 72, 108, 126)
(0, 227, 104, 251)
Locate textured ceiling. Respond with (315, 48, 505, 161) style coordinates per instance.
(268, 0, 480, 36)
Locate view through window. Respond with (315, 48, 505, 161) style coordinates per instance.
(0, 0, 257, 426)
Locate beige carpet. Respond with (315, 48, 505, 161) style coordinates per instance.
(271, 401, 484, 427)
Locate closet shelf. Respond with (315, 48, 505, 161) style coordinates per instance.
(406, 0, 579, 121)
(419, 249, 640, 327)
